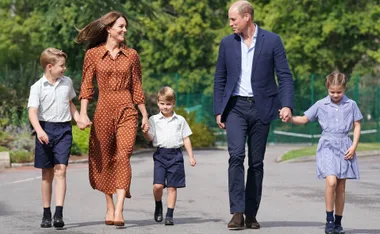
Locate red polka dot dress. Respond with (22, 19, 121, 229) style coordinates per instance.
(79, 43, 145, 198)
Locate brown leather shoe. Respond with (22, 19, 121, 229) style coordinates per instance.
(227, 213, 244, 230)
(245, 216, 260, 229)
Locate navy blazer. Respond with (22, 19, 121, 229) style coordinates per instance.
(213, 27, 294, 124)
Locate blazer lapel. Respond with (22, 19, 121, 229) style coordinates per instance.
(251, 28, 265, 79)
(234, 34, 242, 77)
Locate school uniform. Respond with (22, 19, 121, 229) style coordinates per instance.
(27, 75, 76, 168)
(148, 111, 192, 188)
(304, 95, 363, 179)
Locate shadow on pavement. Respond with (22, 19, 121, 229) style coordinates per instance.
(67, 217, 224, 229)
(261, 221, 323, 228)
(345, 229, 380, 234)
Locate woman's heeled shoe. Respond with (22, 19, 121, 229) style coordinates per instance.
(114, 221, 125, 226)
(105, 220, 114, 225)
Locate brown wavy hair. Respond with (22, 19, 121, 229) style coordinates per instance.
(75, 11, 128, 50)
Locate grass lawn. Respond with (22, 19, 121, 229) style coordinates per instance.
(281, 143, 380, 161)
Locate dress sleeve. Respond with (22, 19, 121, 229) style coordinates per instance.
(78, 50, 96, 100)
(130, 51, 145, 105)
(304, 102, 319, 122)
(352, 101, 363, 121)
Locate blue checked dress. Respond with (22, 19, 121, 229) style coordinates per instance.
(304, 95, 363, 179)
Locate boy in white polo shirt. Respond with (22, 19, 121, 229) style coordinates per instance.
(143, 86, 196, 225)
(28, 48, 85, 228)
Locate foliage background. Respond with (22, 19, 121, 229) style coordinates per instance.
(0, 0, 379, 158)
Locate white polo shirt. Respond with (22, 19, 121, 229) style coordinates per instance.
(148, 112, 192, 148)
(27, 75, 76, 122)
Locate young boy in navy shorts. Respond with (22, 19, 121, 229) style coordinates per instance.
(28, 48, 85, 228)
(143, 86, 196, 225)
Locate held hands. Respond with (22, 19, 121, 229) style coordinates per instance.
(36, 130, 49, 144)
(77, 114, 92, 130)
(279, 107, 292, 122)
(344, 146, 356, 160)
(141, 116, 150, 133)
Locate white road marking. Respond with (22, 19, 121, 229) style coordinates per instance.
(0, 176, 42, 186)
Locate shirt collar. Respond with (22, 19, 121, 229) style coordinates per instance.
(239, 24, 258, 41)
(42, 75, 62, 85)
(323, 95, 349, 105)
(158, 111, 177, 120)
(99, 43, 129, 58)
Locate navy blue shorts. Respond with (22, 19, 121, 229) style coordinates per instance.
(153, 148, 186, 188)
(34, 121, 72, 168)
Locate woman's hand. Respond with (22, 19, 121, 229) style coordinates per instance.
(78, 114, 92, 130)
(141, 116, 149, 133)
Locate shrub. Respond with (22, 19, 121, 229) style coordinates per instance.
(10, 150, 34, 163)
(175, 108, 216, 148)
(71, 126, 90, 155)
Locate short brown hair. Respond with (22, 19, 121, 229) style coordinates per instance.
(40, 48, 67, 70)
(157, 86, 176, 103)
(325, 71, 348, 89)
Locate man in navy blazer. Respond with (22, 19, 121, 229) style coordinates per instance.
(213, 1, 294, 230)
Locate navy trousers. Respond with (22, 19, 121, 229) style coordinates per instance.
(224, 96, 270, 217)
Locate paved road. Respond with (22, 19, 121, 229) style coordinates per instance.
(1, 145, 379, 234)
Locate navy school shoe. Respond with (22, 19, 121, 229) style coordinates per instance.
(334, 224, 345, 234)
(325, 221, 335, 234)
(40, 216, 52, 228)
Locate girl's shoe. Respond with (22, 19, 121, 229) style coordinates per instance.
(325, 221, 335, 234)
(334, 224, 345, 234)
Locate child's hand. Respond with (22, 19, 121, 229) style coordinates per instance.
(344, 146, 356, 160)
(36, 130, 49, 144)
(189, 156, 196, 167)
(141, 123, 150, 133)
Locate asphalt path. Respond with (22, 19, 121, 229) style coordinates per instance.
(1, 145, 379, 234)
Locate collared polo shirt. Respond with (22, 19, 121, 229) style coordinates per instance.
(27, 75, 76, 122)
(148, 111, 192, 148)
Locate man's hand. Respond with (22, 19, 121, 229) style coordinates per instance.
(279, 107, 292, 122)
(216, 114, 225, 129)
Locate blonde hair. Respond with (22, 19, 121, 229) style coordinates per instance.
(325, 71, 348, 89)
(157, 86, 176, 103)
(75, 11, 128, 50)
(40, 48, 67, 70)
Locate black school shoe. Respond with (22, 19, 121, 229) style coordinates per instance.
(53, 216, 65, 228)
(165, 216, 174, 225)
(154, 206, 163, 222)
(334, 224, 345, 234)
(40, 216, 52, 228)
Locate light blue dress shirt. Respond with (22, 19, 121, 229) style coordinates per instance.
(232, 24, 258, 97)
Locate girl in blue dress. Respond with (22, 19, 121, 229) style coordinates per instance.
(288, 71, 363, 234)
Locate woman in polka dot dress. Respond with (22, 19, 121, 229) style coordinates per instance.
(76, 11, 149, 227)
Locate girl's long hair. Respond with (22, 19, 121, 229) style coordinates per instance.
(75, 11, 128, 50)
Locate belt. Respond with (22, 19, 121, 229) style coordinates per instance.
(232, 96, 255, 102)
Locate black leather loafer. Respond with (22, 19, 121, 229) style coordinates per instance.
(40, 216, 52, 228)
(165, 217, 174, 225)
(154, 206, 163, 222)
(53, 216, 65, 228)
